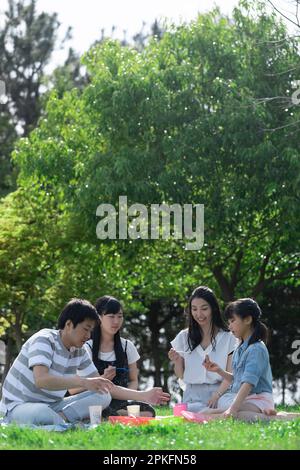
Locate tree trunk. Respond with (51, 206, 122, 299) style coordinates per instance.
(148, 301, 162, 387)
(212, 266, 235, 301)
(281, 375, 286, 406)
(163, 366, 170, 394)
(14, 323, 23, 352)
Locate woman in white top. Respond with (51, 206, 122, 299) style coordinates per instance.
(87, 295, 155, 417)
(169, 286, 237, 412)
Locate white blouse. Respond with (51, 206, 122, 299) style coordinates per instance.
(171, 329, 238, 385)
(85, 338, 140, 364)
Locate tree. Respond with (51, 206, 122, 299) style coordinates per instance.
(10, 2, 300, 386)
(15, 4, 299, 292)
(261, 285, 300, 404)
(94, 19, 166, 50)
(44, 48, 89, 100)
(248, 0, 300, 130)
(132, 19, 166, 51)
(0, 0, 71, 196)
(0, 187, 67, 379)
(0, 111, 17, 196)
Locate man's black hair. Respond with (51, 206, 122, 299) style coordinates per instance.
(57, 298, 99, 329)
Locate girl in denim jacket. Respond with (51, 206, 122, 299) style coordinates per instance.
(202, 298, 300, 422)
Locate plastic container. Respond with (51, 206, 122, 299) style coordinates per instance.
(108, 416, 154, 426)
(127, 404, 140, 417)
(89, 405, 102, 426)
(173, 403, 188, 416)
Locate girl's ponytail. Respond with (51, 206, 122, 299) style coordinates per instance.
(249, 319, 269, 346)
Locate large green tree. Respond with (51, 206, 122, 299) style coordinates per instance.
(7, 1, 300, 387)
(15, 2, 300, 294)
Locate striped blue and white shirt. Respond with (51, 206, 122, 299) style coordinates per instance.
(0, 329, 98, 413)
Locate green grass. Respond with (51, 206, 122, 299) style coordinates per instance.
(1, 406, 300, 450)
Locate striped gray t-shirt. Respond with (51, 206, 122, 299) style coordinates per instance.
(0, 329, 98, 413)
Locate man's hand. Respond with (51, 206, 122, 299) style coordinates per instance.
(83, 376, 113, 394)
(102, 366, 116, 381)
(143, 387, 170, 405)
(168, 348, 182, 363)
(33, 365, 113, 393)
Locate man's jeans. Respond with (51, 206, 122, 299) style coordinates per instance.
(7, 390, 111, 425)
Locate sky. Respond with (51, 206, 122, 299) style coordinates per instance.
(1, 0, 296, 67)
(23, 0, 240, 65)
(34, 0, 238, 56)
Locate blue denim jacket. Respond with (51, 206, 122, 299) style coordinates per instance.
(230, 337, 273, 394)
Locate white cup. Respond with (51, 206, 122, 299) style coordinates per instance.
(89, 405, 102, 426)
(127, 404, 140, 417)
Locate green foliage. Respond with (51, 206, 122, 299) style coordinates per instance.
(43, 48, 89, 101)
(0, 187, 67, 346)
(0, 0, 72, 196)
(14, 4, 300, 300)
(1, 1, 299, 389)
(0, 112, 17, 197)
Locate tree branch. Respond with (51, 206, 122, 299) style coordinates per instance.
(263, 119, 300, 132)
(252, 250, 273, 297)
(267, 0, 300, 28)
(268, 263, 300, 283)
(212, 266, 234, 301)
(231, 251, 243, 289)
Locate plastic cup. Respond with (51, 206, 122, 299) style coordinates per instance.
(173, 403, 188, 416)
(89, 405, 102, 426)
(127, 405, 140, 417)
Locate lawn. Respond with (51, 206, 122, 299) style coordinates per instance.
(0, 406, 299, 450)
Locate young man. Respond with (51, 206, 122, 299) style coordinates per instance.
(0, 299, 169, 425)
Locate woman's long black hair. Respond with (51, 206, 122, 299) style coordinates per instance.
(224, 298, 269, 347)
(187, 286, 228, 351)
(92, 295, 127, 369)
